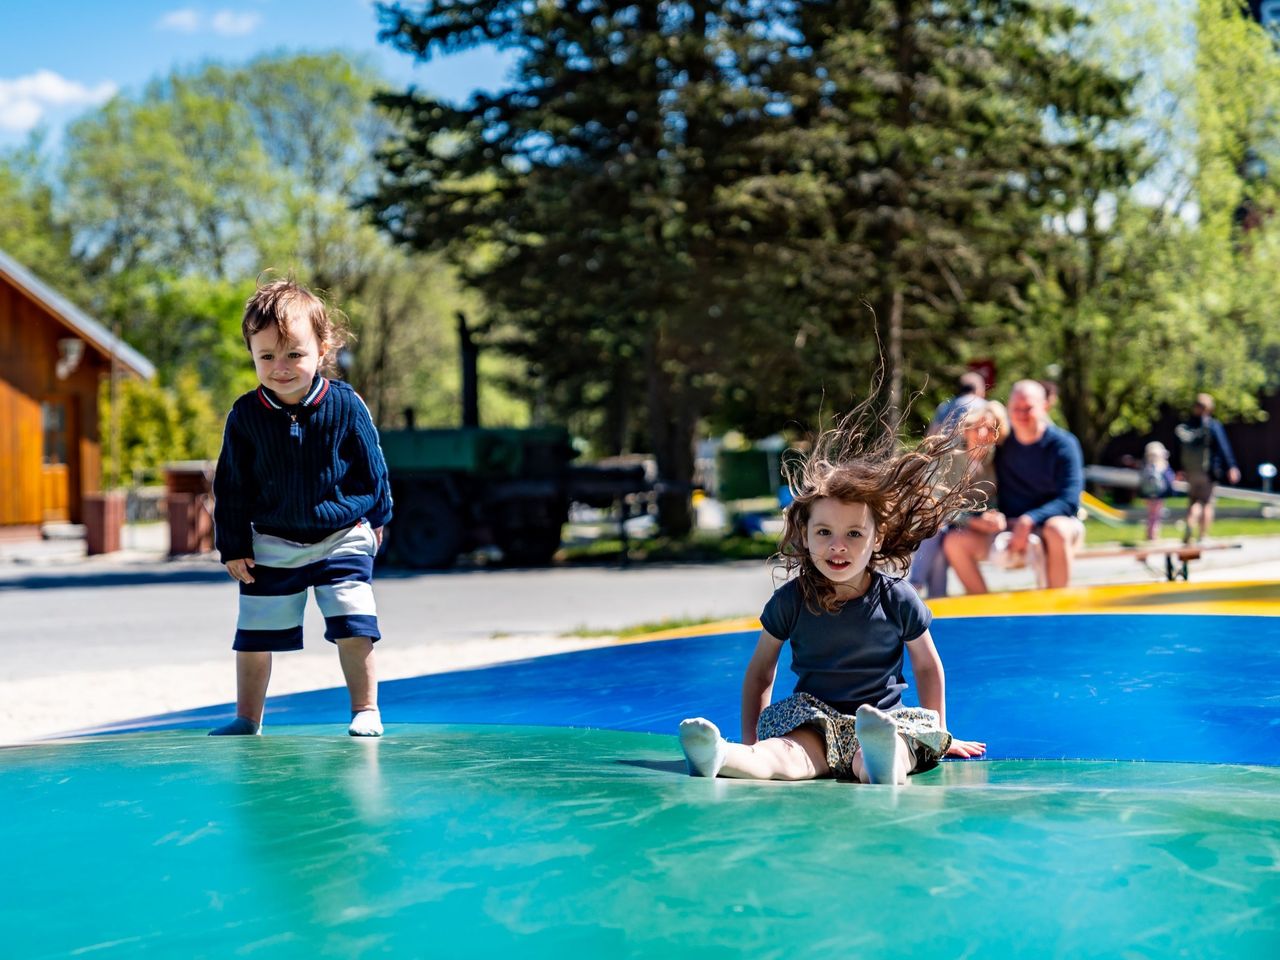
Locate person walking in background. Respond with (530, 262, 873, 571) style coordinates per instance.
(1138, 441, 1176, 541)
(1174, 393, 1240, 543)
(943, 380, 1084, 593)
(212, 278, 393, 738)
(927, 370, 987, 436)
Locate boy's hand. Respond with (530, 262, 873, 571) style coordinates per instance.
(946, 738, 987, 758)
(373, 526, 384, 548)
(226, 558, 255, 584)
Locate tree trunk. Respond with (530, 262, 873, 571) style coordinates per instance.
(1060, 318, 1097, 462)
(887, 286, 905, 420)
(646, 330, 695, 538)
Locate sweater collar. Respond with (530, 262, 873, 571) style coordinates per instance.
(257, 376, 330, 411)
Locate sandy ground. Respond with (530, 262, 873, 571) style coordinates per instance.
(5, 634, 616, 745)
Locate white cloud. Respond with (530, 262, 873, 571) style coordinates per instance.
(157, 8, 201, 32)
(156, 8, 262, 36)
(0, 70, 117, 132)
(210, 10, 262, 36)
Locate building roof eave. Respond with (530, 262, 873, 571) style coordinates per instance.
(0, 247, 156, 380)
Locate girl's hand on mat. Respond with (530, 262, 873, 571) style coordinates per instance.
(226, 558, 256, 584)
(946, 738, 987, 758)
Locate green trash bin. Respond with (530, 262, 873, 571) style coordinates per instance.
(716, 448, 782, 502)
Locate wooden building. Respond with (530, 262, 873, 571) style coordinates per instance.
(0, 248, 154, 529)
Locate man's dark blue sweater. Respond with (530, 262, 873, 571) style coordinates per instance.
(213, 377, 393, 563)
(995, 423, 1084, 526)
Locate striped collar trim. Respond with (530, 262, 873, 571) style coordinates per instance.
(257, 376, 330, 410)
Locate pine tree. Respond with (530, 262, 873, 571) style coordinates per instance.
(374, 1, 791, 534)
(371, 1, 1137, 530)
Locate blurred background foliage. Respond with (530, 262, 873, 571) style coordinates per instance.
(2, 1, 1279, 533)
(3, 51, 527, 485)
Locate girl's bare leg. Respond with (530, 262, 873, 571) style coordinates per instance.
(680, 719, 829, 780)
(1145, 500, 1162, 541)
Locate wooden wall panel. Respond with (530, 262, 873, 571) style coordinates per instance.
(1, 274, 107, 526)
(2, 289, 55, 396)
(0, 378, 42, 525)
(41, 464, 68, 522)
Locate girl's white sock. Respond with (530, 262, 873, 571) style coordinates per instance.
(348, 709, 383, 737)
(856, 704, 907, 784)
(679, 718, 727, 778)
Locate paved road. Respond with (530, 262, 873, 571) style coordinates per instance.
(5, 526, 1280, 684)
(0, 558, 773, 682)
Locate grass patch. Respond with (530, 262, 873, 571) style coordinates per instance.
(563, 615, 737, 639)
(1084, 514, 1280, 545)
(1092, 493, 1264, 511)
(560, 531, 778, 565)
(561, 504, 1280, 558)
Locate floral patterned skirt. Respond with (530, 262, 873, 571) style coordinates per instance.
(757, 692, 952, 779)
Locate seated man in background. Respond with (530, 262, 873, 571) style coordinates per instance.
(943, 379, 1084, 593)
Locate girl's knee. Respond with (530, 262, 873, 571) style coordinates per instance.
(781, 728, 830, 778)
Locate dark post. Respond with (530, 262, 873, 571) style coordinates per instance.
(457, 311, 480, 429)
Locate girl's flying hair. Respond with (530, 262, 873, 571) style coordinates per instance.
(777, 398, 988, 614)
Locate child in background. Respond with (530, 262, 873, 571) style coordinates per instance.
(679, 412, 987, 785)
(212, 278, 393, 737)
(1139, 441, 1175, 541)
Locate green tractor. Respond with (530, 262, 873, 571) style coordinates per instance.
(378, 316, 649, 569)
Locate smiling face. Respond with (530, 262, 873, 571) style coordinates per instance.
(248, 320, 326, 405)
(805, 498, 879, 596)
(1008, 382, 1048, 437)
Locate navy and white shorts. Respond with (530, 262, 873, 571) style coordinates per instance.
(234, 522, 381, 652)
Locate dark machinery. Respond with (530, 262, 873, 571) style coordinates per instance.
(379, 315, 649, 568)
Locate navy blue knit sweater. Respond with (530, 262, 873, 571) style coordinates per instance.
(994, 423, 1083, 526)
(213, 377, 393, 562)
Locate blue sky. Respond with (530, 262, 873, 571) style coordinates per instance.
(0, 0, 510, 148)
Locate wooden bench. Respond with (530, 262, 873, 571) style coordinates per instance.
(1075, 541, 1243, 582)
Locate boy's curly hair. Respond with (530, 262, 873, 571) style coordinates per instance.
(776, 401, 988, 614)
(242, 276, 349, 375)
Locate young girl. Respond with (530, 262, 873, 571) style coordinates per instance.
(1139, 441, 1175, 541)
(212, 278, 392, 738)
(680, 415, 987, 784)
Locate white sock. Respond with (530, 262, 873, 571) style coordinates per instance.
(209, 717, 260, 736)
(348, 709, 383, 738)
(679, 718, 727, 778)
(856, 705, 907, 785)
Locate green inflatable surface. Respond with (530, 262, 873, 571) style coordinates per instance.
(5, 726, 1278, 958)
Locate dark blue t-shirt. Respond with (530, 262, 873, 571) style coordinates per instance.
(995, 423, 1083, 526)
(759, 573, 931, 713)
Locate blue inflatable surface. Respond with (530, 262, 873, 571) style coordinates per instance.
(98, 613, 1280, 766)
